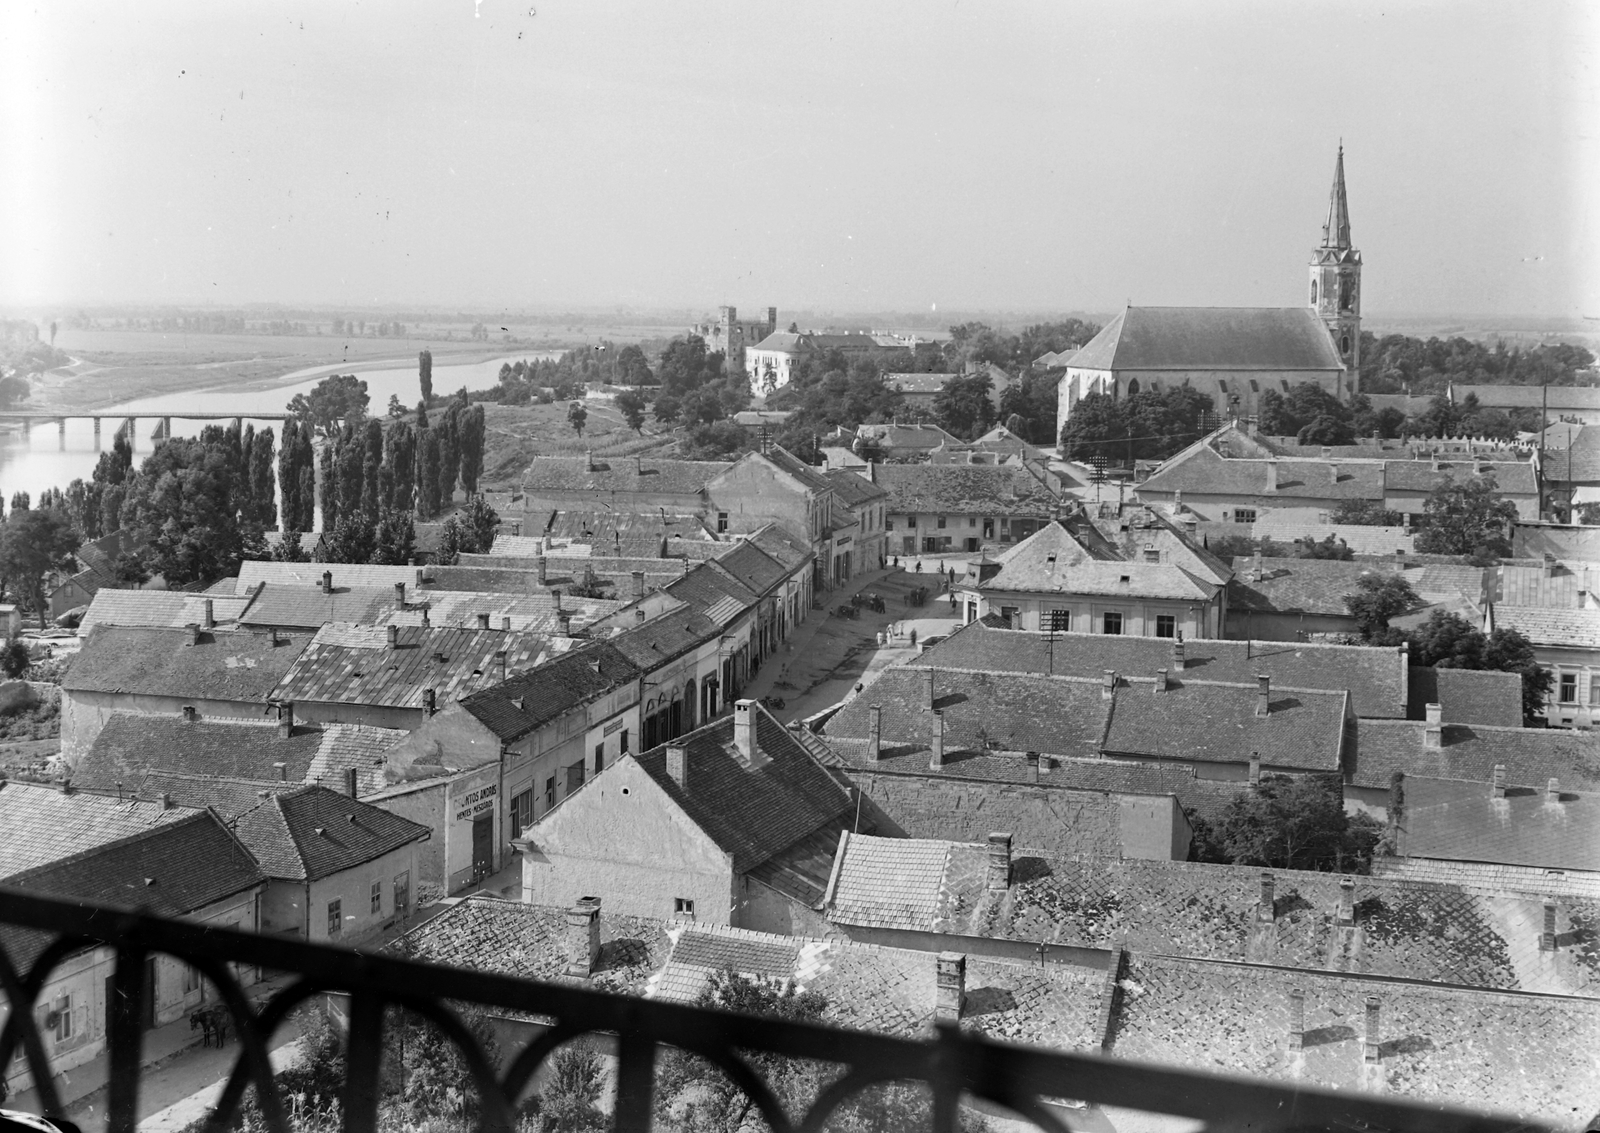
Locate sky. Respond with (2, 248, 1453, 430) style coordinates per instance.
(2, 0, 1596, 320)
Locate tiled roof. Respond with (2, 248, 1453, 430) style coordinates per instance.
(709, 542, 790, 596)
(0, 781, 197, 879)
(826, 834, 1600, 998)
(633, 705, 852, 874)
(237, 561, 422, 591)
(79, 590, 253, 632)
(981, 522, 1219, 600)
(664, 563, 759, 626)
(1066, 307, 1345, 372)
(63, 626, 309, 701)
(744, 823, 849, 908)
(1455, 383, 1600, 411)
(1103, 677, 1347, 770)
(1384, 459, 1537, 496)
(1374, 857, 1600, 900)
(856, 423, 964, 452)
(273, 623, 554, 711)
(533, 509, 715, 550)
(1407, 666, 1524, 728)
(377, 589, 623, 634)
(751, 446, 833, 493)
(1250, 520, 1418, 557)
(823, 469, 888, 508)
(1348, 719, 1600, 791)
(606, 605, 724, 668)
(746, 524, 813, 571)
(1140, 446, 1386, 502)
(1228, 557, 1408, 617)
(917, 620, 1408, 718)
(824, 667, 1112, 762)
(1490, 604, 1600, 647)
(233, 785, 429, 882)
(522, 456, 726, 496)
(239, 583, 395, 628)
(133, 772, 298, 820)
(0, 813, 265, 966)
(1397, 775, 1600, 872)
(460, 643, 639, 741)
(1109, 953, 1600, 1125)
(873, 464, 1059, 517)
(1542, 427, 1600, 483)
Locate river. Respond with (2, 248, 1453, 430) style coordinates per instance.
(0, 353, 552, 505)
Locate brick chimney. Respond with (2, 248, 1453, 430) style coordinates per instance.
(930, 711, 945, 768)
(1255, 675, 1270, 717)
(867, 706, 882, 762)
(182, 705, 197, 722)
(1102, 670, 1117, 700)
(1287, 987, 1306, 1051)
(278, 702, 294, 739)
(502, 616, 512, 631)
(1258, 872, 1275, 922)
(1492, 763, 1507, 798)
(387, 624, 400, 647)
(1153, 668, 1169, 692)
(734, 699, 756, 761)
(202, 599, 214, 629)
(496, 649, 508, 681)
(1338, 876, 1356, 925)
(923, 668, 935, 708)
(395, 582, 407, 608)
(477, 612, 490, 629)
(558, 612, 572, 636)
(322, 570, 333, 594)
(1541, 899, 1558, 951)
(987, 832, 1012, 890)
(934, 952, 965, 1022)
(273, 762, 288, 781)
(1251, 552, 1265, 583)
(632, 571, 646, 601)
(1363, 996, 1381, 1063)
(1264, 461, 1278, 493)
(1248, 754, 1262, 787)
(1024, 751, 1040, 783)
(421, 607, 431, 628)
(1171, 633, 1186, 671)
(536, 556, 548, 584)
(565, 899, 602, 977)
(1423, 702, 1443, 749)
(344, 767, 358, 797)
(666, 745, 688, 791)
(584, 449, 596, 473)
(423, 688, 437, 716)
(1546, 777, 1562, 805)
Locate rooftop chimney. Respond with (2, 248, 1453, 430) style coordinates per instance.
(477, 612, 491, 629)
(421, 607, 430, 628)
(1546, 777, 1562, 805)
(415, 568, 425, 586)
(1258, 872, 1275, 922)
(1264, 461, 1278, 493)
(536, 556, 547, 584)
(1363, 997, 1381, 1063)
(1492, 763, 1507, 798)
(935, 953, 966, 1022)
(558, 612, 572, 636)
(987, 832, 1012, 890)
(634, 608, 646, 624)
(867, 705, 882, 762)
(160, 792, 173, 810)
(186, 624, 200, 646)
(632, 571, 646, 601)
(1287, 988, 1306, 1052)
(1541, 898, 1558, 951)
(395, 582, 407, 608)
(930, 711, 945, 768)
(273, 761, 288, 781)
(1423, 701, 1443, 749)
(344, 767, 358, 797)
(322, 570, 333, 594)
(182, 705, 197, 722)
(584, 449, 596, 473)
(502, 616, 512, 631)
(496, 649, 508, 680)
(1255, 675, 1271, 717)
(1248, 754, 1262, 787)
(923, 667, 935, 708)
(1154, 668, 1169, 692)
(1544, 552, 1557, 578)
(423, 688, 437, 716)
(278, 702, 294, 739)
(1251, 553, 1265, 583)
(1102, 670, 1117, 700)
(1025, 751, 1040, 784)
(553, 590, 562, 612)
(734, 699, 756, 761)
(1338, 876, 1356, 925)
(565, 899, 602, 977)
(387, 624, 400, 647)
(1171, 633, 1186, 670)
(666, 745, 688, 791)
(202, 599, 214, 630)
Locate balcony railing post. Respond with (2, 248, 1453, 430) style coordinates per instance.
(107, 943, 148, 1133)
(612, 1030, 657, 1133)
(343, 993, 385, 1133)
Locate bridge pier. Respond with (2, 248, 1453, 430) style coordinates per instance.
(233, 416, 242, 431)
(126, 417, 135, 447)
(58, 418, 66, 451)
(162, 416, 172, 441)
(93, 417, 101, 450)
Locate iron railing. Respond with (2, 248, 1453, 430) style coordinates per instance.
(0, 889, 1542, 1133)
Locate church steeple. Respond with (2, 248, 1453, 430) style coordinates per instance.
(1309, 144, 1362, 394)
(1322, 144, 1352, 250)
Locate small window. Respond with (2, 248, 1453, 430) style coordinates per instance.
(1248, 379, 1260, 393)
(50, 994, 73, 1042)
(1143, 545, 1160, 563)
(1234, 508, 1257, 524)
(566, 761, 586, 794)
(183, 964, 202, 994)
(1103, 612, 1124, 635)
(371, 880, 383, 915)
(1560, 673, 1578, 704)
(674, 897, 696, 918)
(885, 519, 894, 531)
(937, 516, 946, 529)
(1155, 614, 1177, 638)
(595, 742, 605, 774)
(394, 871, 411, 917)
(1589, 676, 1600, 705)
(908, 515, 917, 528)
(717, 512, 729, 533)
(620, 729, 630, 755)
(969, 517, 977, 527)
(327, 900, 343, 937)
(1048, 609, 1071, 632)
(512, 788, 534, 835)
(545, 776, 557, 810)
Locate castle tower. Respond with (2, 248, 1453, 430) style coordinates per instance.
(1309, 145, 1362, 395)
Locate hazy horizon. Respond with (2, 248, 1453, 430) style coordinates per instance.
(5, 1, 1597, 320)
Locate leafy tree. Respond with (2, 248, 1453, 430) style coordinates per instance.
(1414, 474, 1517, 559)
(1, 642, 30, 679)
(1343, 573, 1419, 643)
(0, 375, 31, 407)
(932, 373, 996, 439)
(417, 428, 443, 517)
(385, 421, 418, 513)
(1295, 534, 1353, 560)
(118, 437, 247, 588)
(1406, 610, 1554, 723)
(1296, 413, 1354, 446)
(434, 517, 463, 566)
(369, 508, 416, 566)
(995, 370, 1059, 444)
(1057, 392, 1128, 462)
(1256, 389, 1295, 436)
(1199, 774, 1381, 873)
(323, 513, 376, 565)
(0, 508, 80, 627)
(270, 529, 311, 562)
(461, 495, 500, 554)
(288, 373, 369, 435)
(418, 349, 433, 403)
(567, 400, 588, 438)
(387, 393, 405, 419)
(679, 420, 751, 460)
(1579, 502, 1600, 525)
(653, 395, 681, 424)
(457, 404, 486, 496)
(615, 344, 654, 386)
(537, 1047, 606, 1133)
(1330, 499, 1403, 526)
(1483, 626, 1555, 723)
(615, 389, 647, 434)
(249, 426, 277, 528)
(278, 420, 317, 532)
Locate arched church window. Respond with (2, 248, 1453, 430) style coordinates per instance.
(1341, 334, 1351, 355)
(1310, 280, 1318, 305)
(1126, 378, 1140, 396)
(1339, 276, 1355, 312)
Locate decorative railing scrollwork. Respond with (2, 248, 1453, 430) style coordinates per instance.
(0, 890, 1542, 1133)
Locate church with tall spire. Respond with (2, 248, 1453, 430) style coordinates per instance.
(1309, 145, 1363, 387)
(1055, 147, 1366, 442)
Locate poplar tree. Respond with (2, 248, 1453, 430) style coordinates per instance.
(458, 404, 486, 496)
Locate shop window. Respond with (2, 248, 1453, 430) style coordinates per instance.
(1155, 614, 1176, 638)
(327, 900, 343, 937)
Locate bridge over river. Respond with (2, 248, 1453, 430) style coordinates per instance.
(0, 410, 295, 449)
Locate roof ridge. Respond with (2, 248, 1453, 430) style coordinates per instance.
(0, 809, 219, 883)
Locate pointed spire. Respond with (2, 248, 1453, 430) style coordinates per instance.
(1322, 144, 1352, 250)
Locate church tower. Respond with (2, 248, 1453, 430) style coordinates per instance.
(1309, 145, 1361, 395)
